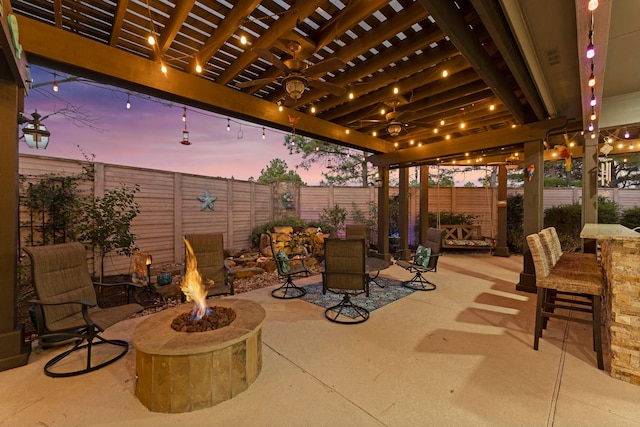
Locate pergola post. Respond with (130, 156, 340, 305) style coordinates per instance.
(376, 166, 390, 260)
(582, 134, 598, 253)
(419, 165, 429, 244)
(517, 139, 544, 293)
(493, 165, 510, 257)
(398, 167, 409, 254)
(0, 60, 31, 371)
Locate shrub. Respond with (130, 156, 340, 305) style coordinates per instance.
(318, 204, 348, 236)
(427, 211, 476, 227)
(621, 206, 640, 230)
(506, 194, 524, 253)
(597, 196, 620, 224)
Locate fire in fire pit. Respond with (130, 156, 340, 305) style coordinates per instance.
(174, 238, 235, 332)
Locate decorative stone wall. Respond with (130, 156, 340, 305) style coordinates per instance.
(601, 238, 640, 385)
(132, 299, 265, 413)
(259, 226, 327, 258)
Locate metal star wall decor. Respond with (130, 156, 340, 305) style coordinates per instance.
(197, 189, 217, 211)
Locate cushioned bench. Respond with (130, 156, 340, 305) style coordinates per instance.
(440, 225, 495, 251)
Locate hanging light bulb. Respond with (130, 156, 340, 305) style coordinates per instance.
(348, 90, 354, 100)
(590, 94, 597, 106)
(227, 118, 231, 131)
(310, 105, 316, 114)
(161, 63, 167, 74)
(195, 63, 202, 73)
(182, 107, 187, 122)
(393, 86, 399, 95)
(52, 73, 59, 92)
(148, 35, 156, 46)
(625, 129, 630, 139)
(588, 122, 594, 132)
(588, 62, 595, 87)
(126, 93, 131, 109)
(588, 0, 599, 11)
(262, 127, 266, 140)
(590, 107, 596, 121)
(442, 69, 448, 78)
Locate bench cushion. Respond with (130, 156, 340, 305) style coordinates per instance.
(444, 239, 493, 247)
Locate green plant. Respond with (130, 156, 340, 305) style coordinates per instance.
(621, 206, 640, 230)
(318, 204, 348, 235)
(506, 194, 524, 253)
(76, 184, 140, 281)
(427, 211, 476, 227)
(597, 196, 620, 224)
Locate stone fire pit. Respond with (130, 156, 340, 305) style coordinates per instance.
(132, 299, 265, 413)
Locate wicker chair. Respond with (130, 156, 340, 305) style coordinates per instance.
(322, 238, 369, 324)
(526, 233, 604, 370)
(184, 233, 235, 297)
(265, 231, 311, 299)
(396, 228, 444, 291)
(24, 242, 144, 377)
(539, 227, 600, 273)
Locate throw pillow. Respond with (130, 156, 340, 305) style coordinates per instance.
(414, 245, 432, 268)
(276, 249, 290, 274)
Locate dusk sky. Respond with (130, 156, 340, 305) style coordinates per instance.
(21, 65, 332, 185)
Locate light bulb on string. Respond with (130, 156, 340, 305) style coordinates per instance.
(625, 129, 630, 139)
(588, 61, 595, 87)
(227, 118, 231, 131)
(182, 107, 187, 122)
(161, 63, 167, 74)
(590, 107, 596, 121)
(52, 73, 59, 92)
(262, 127, 266, 140)
(195, 63, 202, 73)
(588, 0, 598, 11)
(126, 93, 131, 109)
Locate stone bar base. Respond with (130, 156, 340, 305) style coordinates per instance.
(601, 239, 640, 385)
(132, 299, 265, 413)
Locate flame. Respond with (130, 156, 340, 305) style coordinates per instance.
(181, 238, 211, 320)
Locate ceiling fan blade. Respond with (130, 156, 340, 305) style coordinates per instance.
(305, 57, 345, 77)
(308, 79, 346, 96)
(236, 77, 279, 89)
(252, 48, 288, 72)
(358, 119, 386, 124)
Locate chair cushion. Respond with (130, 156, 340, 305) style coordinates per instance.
(276, 250, 290, 274)
(414, 246, 431, 267)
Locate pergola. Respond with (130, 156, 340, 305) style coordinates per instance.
(1, 0, 639, 370)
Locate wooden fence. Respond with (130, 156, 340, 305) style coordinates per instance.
(19, 154, 640, 276)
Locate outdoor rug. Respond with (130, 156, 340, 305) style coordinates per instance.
(300, 277, 416, 318)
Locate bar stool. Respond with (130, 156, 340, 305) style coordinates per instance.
(526, 233, 604, 370)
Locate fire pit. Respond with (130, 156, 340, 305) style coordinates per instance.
(132, 238, 265, 413)
(132, 299, 265, 413)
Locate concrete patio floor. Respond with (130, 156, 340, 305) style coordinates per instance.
(1, 253, 640, 426)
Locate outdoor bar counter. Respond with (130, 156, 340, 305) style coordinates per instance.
(581, 223, 640, 384)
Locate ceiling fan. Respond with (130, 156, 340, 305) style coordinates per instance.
(236, 41, 346, 101)
(357, 96, 431, 136)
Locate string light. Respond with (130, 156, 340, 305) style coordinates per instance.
(590, 107, 596, 121)
(195, 63, 202, 73)
(262, 127, 266, 140)
(126, 93, 131, 109)
(52, 73, 59, 92)
(227, 118, 230, 131)
(588, 62, 596, 87)
(586, 28, 595, 59)
(625, 129, 630, 139)
(588, 122, 594, 132)
(588, 0, 598, 11)
(182, 107, 187, 122)
(148, 35, 156, 46)
(161, 63, 167, 74)
(442, 69, 448, 78)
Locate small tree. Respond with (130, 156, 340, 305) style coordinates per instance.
(76, 185, 140, 280)
(318, 204, 347, 236)
(255, 158, 305, 184)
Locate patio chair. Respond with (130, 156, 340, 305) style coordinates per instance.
(526, 233, 604, 370)
(346, 224, 368, 247)
(184, 233, 235, 297)
(322, 238, 369, 324)
(396, 227, 444, 291)
(265, 231, 311, 299)
(24, 242, 144, 377)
